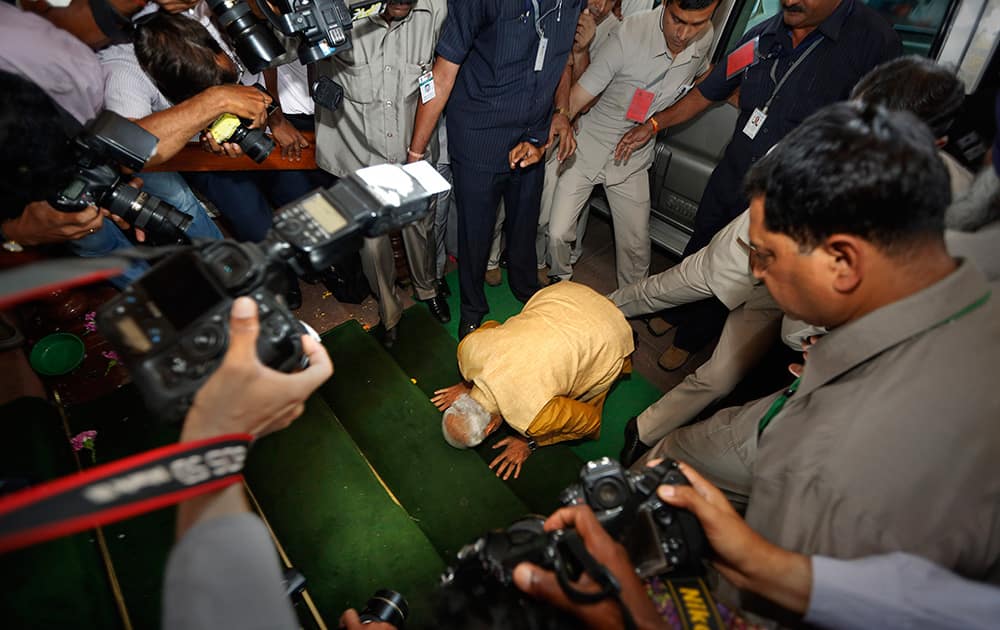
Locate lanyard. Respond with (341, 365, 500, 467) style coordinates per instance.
(528, 0, 563, 40)
(761, 37, 822, 114)
(756, 290, 993, 440)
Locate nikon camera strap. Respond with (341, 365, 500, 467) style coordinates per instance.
(0, 434, 251, 554)
(659, 575, 725, 630)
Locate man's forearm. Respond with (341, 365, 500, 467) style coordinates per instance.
(553, 61, 572, 112)
(648, 88, 715, 131)
(742, 545, 813, 615)
(409, 56, 459, 157)
(137, 88, 230, 165)
(570, 49, 591, 83)
(569, 83, 597, 120)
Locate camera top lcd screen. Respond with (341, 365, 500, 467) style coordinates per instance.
(301, 192, 348, 234)
(141, 252, 225, 331)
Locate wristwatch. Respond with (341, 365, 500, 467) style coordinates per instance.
(526, 438, 538, 452)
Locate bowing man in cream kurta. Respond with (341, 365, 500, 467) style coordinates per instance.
(432, 281, 634, 479)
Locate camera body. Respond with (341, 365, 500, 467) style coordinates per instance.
(98, 162, 448, 420)
(207, 113, 276, 163)
(52, 111, 192, 244)
(444, 458, 706, 601)
(562, 457, 705, 578)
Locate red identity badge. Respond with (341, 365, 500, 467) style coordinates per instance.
(626, 88, 655, 123)
(726, 36, 759, 79)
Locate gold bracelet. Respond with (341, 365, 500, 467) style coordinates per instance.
(554, 107, 571, 118)
(648, 117, 660, 133)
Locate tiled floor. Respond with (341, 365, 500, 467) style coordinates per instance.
(293, 213, 716, 394)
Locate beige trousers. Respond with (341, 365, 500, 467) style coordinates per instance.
(549, 165, 650, 288)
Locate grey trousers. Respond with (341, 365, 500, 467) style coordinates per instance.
(360, 207, 438, 330)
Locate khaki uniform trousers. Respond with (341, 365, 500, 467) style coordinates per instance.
(549, 164, 650, 288)
(360, 206, 437, 330)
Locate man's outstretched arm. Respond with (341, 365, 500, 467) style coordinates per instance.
(407, 56, 460, 162)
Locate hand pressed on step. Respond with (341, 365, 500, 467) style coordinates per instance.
(490, 435, 532, 480)
(431, 382, 472, 411)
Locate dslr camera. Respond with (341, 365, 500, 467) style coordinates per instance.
(97, 162, 448, 420)
(52, 111, 193, 245)
(441, 458, 706, 607)
(207, 86, 278, 163)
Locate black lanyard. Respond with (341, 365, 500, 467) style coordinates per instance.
(761, 37, 822, 114)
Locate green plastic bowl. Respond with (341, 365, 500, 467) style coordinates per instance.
(30, 333, 85, 376)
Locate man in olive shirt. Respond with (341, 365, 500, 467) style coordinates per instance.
(315, 0, 450, 337)
(638, 103, 1000, 616)
(548, 0, 718, 287)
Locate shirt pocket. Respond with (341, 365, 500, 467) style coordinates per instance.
(340, 63, 376, 105)
(495, 15, 535, 72)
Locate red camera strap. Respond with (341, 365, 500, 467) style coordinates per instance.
(0, 433, 252, 554)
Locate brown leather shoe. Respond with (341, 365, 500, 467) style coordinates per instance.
(646, 316, 675, 336)
(485, 267, 502, 286)
(658, 345, 691, 371)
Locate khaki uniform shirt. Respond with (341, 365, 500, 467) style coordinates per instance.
(456, 282, 634, 446)
(571, 13, 712, 184)
(315, 0, 447, 176)
(724, 262, 1000, 612)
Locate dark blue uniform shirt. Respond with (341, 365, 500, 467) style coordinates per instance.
(436, 0, 582, 172)
(696, 0, 901, 204)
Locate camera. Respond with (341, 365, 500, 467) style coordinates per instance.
(441, 459, 706, 608)
(207, 86, 278, 163)
(97, 161, 448, 420)
(52, 111, 193, 245)
(360, 589, 408, 628)
(205, 0, 286, 73)
(260, 0, 386, 65)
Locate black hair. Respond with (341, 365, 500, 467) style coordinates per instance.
(0, 71, 77, 219)
(744, 102, 950, 254)
(133, 12, 237, 105)
(668, 0, 719, 11)
(850, 55, 965, 139)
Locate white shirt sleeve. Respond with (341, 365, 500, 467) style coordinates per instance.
(806, 553, 1000, 630)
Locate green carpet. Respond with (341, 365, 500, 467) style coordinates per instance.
(244, 396, 444, 627)
(384, 306, 583, 514)
(0, 397, 123, 630)
(436, 270, 664, 463)
(319, 321, 531, 558)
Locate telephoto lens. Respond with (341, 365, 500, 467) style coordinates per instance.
(106, 183, 192, 244)
(204, 0, 284, 73)
(359, 589, 408, 628)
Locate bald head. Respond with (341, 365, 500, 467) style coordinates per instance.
(442, 394, 493, 448)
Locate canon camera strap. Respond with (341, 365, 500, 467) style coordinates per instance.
(0, 433, 251, 554)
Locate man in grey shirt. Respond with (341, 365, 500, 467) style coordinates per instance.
(635, 102, 1000, 615)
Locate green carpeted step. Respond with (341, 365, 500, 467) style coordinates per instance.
(384, 306, 585, 514)
(243, 395, 444, 627)
(0, 397, 123, 630)
(319, 320, 530, 558)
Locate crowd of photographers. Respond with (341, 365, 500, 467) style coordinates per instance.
(1, 0, 999, 627)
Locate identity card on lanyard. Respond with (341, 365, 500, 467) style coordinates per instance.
(530, 0, 563, 72)
(742, 37, 822, 140)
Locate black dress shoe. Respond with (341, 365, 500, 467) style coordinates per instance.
(458, 319, 480, 340)
(423, 295, 451, 323)
(381, 326, 399, 349)
(435, 277, 451, 297)
(620, 416, 650, 468)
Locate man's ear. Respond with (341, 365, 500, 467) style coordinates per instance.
(823, 235, 863, 294)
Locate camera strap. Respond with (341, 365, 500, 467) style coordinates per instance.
(657, 575, 725, 630)
(0, 433, 251, 554)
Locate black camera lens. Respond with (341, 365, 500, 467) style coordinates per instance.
(359, 589, 408, 628)
(591, 477, 629, 510)
(228, 125, 276, 163)
(105, 184, 192, 245)
(204, 0, 283, 73)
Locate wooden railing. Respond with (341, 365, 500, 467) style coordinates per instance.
(146, 132, 317, 172)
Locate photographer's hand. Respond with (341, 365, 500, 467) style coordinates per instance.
(337, 608, 395, 630)
(3, 201, 104, 246)
(269, 112, 309, 161)
(430, 382, 472, 411)
(181, 297, 333, 443)
(489, 436, 532, 480)
(656, 461, 812, 614)
(513, 505, 666, 630)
